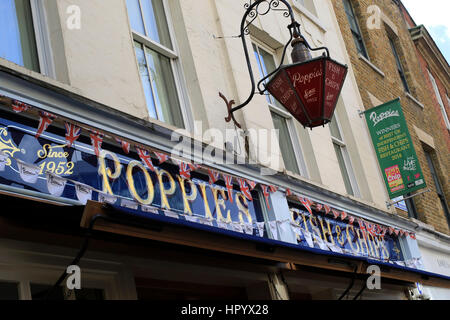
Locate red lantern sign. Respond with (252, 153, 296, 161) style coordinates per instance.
(266, 56, 348, 128)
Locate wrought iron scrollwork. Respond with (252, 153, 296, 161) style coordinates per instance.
(243, 0, 291, 35)
(220, 0, 300, 128)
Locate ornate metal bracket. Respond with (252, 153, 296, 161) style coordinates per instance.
(219, 0, 330, 128)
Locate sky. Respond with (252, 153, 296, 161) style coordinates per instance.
(402, 0, 450, 63)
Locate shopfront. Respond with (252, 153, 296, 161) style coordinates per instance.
(0, 69, 449, 300)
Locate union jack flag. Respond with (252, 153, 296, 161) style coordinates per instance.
(178, 161, 194, 180)
(223, 174, 234, 203)
(410, 233, 416, 240)
(315, 203, 323, 212)
(207, 169, 220, 184)
(154, 152, 170, 165)
(324, 205, 331, 215)
(136, 147, 155, 172)
(357, 218, 367, 231)
(340, 211, 347, 221)
(298, 196, 313, 215)
(64, 122, 81, 148)
(364, 221, 377, 237)
(36, 112, 56, 139)
(269, 185, 278, 193)
(331, 209, 340, 220)
(285, 188, 293, 197)
(238, 178, 252, 201)
(261, 185, 271, 210)
(388, 227, 395, 235)
(348, 215, 355, 225)
(12, 100, 31, 113)
(89, 131, 104, 157)
(115, 138, 131, 154)
(246, 179, 257, 190)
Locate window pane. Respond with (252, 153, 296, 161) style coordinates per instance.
(134, 41, 158, 119)
(126, 0, 145, 35)
(140, 0, 172, 49)
(272, 112, 300, 174)
(343, 0, 368, 59)
(389, 38, 409, 92)
(0, 0, 39, 72)
(333, 143, 354, 196)
(145, 47, 184, 128)
(0, 281, 19, 300)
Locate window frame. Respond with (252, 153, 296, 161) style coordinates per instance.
(127, 0, 192, 130)
(0, 0, 55, 77)
(388, 36, 410, 93)
(329, 114, 360, 197)
(252, 40, 308, 177)
(342, 0, 369, 59)
(428, 69, 450, 130)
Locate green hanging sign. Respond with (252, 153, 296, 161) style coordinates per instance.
(364, 98, 426, 199)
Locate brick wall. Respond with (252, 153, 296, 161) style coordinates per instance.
(331, 0, 450, 234)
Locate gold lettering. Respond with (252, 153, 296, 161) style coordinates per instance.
(309, 216, 322, 241)
(347, 225, 360, 253)
(177, 176, 198, 215)
(37, 144, 69, 159)
(335, 225, 346, 246)
(98, 149, 122, 195)
(319, 217, 335, 245)
(156, 169, 176, 210)
(236, 193, 252, 224)
(356, 229, 373, 256)
(212, 187, 231, 223)
(198, 183, 213, 220)
(126, 160, 154, 205)
(368, 234, 380, 258)
(300, 212, 309, 233)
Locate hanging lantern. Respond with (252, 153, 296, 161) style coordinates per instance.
(265, 38, 348, 129)
(219, 0, 348, 130)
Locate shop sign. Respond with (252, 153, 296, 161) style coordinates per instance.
(364, 99, 426, 199)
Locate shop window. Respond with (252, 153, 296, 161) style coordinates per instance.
(252, 42, 308, 176)
(428, 69, 450, 130)
(329, 115, 359, 197)
(0, 281, 19, 300)
(126, 0, 186, 128)
(0, 0, 54, 76)
(388, 36, 410, 93)
(342, 0, 368, 59)
(424, 150, 450, 228)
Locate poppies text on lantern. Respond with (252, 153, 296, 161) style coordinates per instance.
(219, 0, 348, 129)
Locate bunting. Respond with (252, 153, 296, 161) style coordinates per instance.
(116, 138, 131, 154)
(178, 161, 193, 180)
(299, 196, 313, 215)
(89, 131, 104, 157)
(36, 112, 56, 139)
(12, 100, 31, 113)
(136, 147, 155, 172)
(238, 178, 253, 201)
(324, 205, 331, 215)
(246, 179, 257, 190)
(154, 152, 170, 165)
(64, 122, 81, 148)
(269, 185, 278, 193)
(207, 169, 220, 185)
(340, 211, 347, 221)
(285, 188, 293, 197)
(223, 174, 234, 203)
(332, 209, 340, 220)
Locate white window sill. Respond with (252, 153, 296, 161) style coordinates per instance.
(406, 92, 425, 109)
(292, 2, 327, 33)
(358, 54, 385, 78)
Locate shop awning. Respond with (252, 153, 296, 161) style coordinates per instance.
(81, 201, 450, 289)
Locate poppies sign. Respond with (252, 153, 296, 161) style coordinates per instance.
(364, 99, 426, 199)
